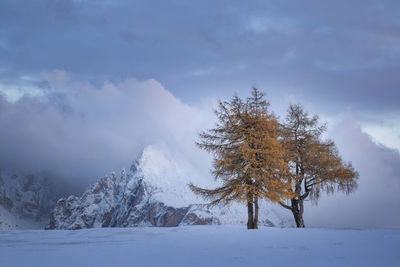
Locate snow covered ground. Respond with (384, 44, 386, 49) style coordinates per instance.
(1, 226, 399, 267)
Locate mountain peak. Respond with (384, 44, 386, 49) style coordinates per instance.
(46, 145, 294, 229)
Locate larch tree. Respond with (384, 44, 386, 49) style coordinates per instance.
(278, 104, 359, 227)
(189, 88, 292, 229)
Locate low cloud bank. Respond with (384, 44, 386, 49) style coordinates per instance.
(304, 119, 400, 228)
(0, 73, 213, 192)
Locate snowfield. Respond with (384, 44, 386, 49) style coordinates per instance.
(1, 226, 399, 267)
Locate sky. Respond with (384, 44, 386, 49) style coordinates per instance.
(0, 0, 399, 228)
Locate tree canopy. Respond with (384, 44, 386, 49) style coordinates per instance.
(278, 104, 359, 227)
(190, 88, 293, 229)
(190, 90, 358, 229)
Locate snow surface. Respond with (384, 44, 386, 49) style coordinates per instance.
(0, 226, 399, 267)
(138, 145, 212, 207)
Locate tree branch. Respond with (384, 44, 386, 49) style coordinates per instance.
(279, 201, 292, 210)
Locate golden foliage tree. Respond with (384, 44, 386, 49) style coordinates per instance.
(189, 88, 293, 229)
(279, 104, 359, 227)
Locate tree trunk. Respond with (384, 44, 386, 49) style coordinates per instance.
(254, 196, 259, 229)
(247, 193, 255, 229)
(291, 198, 305, 228)
(292, 210, 305, 228)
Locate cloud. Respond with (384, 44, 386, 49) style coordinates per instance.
(1, 0, 399, 148)
(360, 114, 400, 152)
(1, 0, 399, 113)
(0, 73, 213, 192)
(302, 118, 400, 228)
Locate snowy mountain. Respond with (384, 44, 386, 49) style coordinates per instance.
(47, 145, 293, 229)
(0, 171, 56, 229)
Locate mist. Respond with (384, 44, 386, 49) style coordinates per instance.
(305, 118, 400, 229)
(0, 73, 213, 193)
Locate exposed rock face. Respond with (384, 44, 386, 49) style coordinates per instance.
(0, 170, 56, 229)
(47, 165, 220, 230)
(47, 145, 293, 230)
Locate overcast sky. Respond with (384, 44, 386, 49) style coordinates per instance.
(0, 0, 399, 228)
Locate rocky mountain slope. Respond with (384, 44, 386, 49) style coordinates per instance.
(47, 145, 293, 229)
(0, 171, 56, 229)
